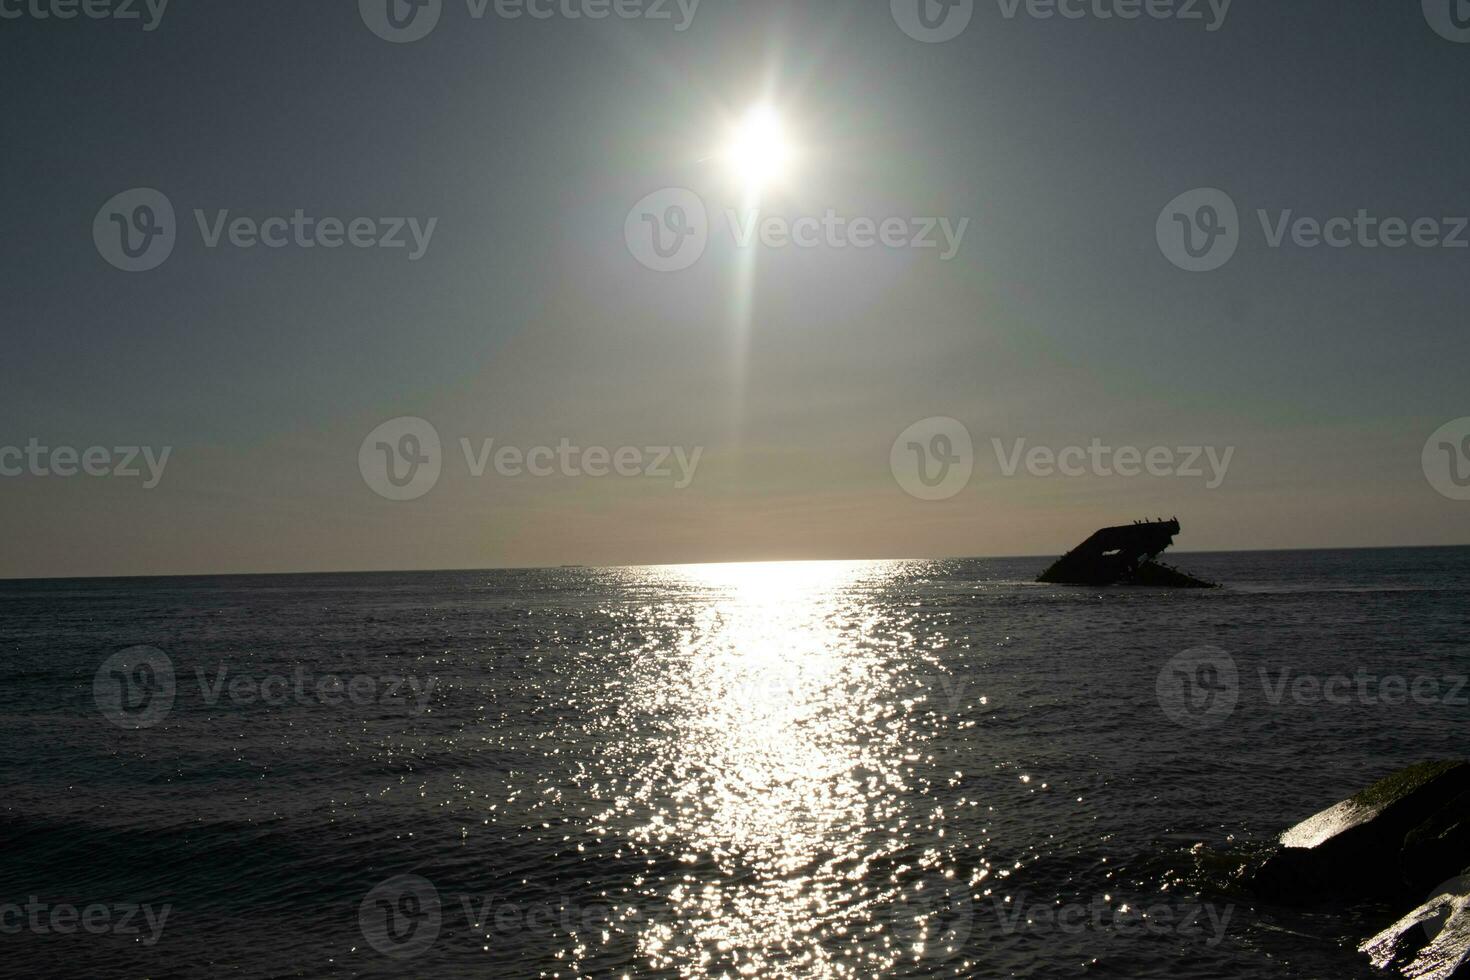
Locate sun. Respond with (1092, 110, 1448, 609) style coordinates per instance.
(721, 105, 795, 195)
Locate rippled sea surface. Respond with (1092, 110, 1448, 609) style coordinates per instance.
(3, 548, 1469, 978)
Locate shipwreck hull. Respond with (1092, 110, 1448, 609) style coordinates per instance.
(1037, 519, 1215, 588)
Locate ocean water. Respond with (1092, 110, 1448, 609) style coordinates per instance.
(2, 548, 1469, 979)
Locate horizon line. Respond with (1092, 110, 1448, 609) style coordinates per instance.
(4, 542, 1468, 585)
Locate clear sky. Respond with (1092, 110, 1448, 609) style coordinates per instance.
(2, 0, 1468, 577)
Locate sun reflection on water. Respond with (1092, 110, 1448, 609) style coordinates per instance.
(592, 560, 975, 977)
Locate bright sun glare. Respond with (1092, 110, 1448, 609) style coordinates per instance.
(722, 106, 794, 194)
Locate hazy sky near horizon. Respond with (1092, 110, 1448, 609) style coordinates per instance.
(2, 0, 1469, 578)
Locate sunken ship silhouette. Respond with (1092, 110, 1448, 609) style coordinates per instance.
(1037, 518, 1215, 588)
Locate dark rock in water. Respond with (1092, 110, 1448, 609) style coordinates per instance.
(1404, 792, 1470, 896)
(1252, 761, 1470, 904)
(1237, 762, 1470, 977)
(1360, 874, 1470, 980)
(1036, 518, 1216, 588)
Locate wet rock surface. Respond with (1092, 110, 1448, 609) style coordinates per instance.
(1360, 878, 1470, 980)
(1252, 761, 1470, 904)
(1248, 761, 1470, 978)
